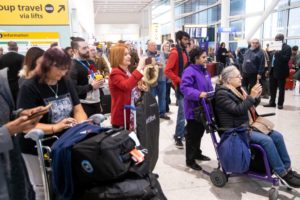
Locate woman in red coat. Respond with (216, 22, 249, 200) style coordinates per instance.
(109, 44, 144, 128)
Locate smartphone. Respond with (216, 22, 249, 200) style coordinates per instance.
(145, 57, 152, 65)
(27, 104, 51, 120)
(207, 91, 215, 98)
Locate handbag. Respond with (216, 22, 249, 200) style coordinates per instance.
(193, 103, 207, 128)
(251, 116, 274, 134)
(293, 68, 300, 81)
(218, 126, 251, 173)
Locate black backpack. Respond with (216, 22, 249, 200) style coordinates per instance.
(72, 129, 149, 187)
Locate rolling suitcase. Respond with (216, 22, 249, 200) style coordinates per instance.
(124, 92, 160, 172)
(82, 173, 167, 200)
(100, 87, 111, 114)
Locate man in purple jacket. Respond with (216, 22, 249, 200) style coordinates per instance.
(180, 48, 214, 170)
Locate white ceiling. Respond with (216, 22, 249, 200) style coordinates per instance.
(94, 0, 155, 16)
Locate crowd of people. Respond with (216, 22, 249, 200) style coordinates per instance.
(1, 30, 300, 200)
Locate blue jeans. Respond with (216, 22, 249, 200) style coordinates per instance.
(250, 130, 291, 176)
(150, 81, 166, 115)
(174, 90, 185, 139)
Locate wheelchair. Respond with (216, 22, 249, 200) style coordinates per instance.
(198, 96, 295, 200)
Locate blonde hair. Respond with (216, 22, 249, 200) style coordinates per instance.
(109, 44, 128, 68)
(161, 41, 170, 52)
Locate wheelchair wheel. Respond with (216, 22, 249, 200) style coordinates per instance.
(268, 188, 278, 200)
(210, 169, 227, 187)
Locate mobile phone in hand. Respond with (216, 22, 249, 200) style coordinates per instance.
(207, 91, 215, 98)
(145, 57, 152, 65)
(27, 104, 51, 120)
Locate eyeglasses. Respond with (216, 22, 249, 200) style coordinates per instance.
(231, 74, 242, 79)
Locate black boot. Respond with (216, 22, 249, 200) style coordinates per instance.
(186, 162, 202, 171)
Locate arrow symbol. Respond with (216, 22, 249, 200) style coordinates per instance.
(58, 5, 65, 13)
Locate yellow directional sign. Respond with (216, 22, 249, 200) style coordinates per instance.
(0, 32, 59, 39)
(0, 0, 68, 25)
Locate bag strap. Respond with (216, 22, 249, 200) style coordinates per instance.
(76, 59, 95, 79)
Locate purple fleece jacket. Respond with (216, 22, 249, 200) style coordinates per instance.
(180, 64, 213, 120)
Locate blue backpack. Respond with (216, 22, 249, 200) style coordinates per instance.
(217, 126, 251, 173)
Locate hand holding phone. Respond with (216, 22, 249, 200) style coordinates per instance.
(26, 104, 51, 120)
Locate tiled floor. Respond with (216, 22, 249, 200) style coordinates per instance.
(155, 90, 300, 200)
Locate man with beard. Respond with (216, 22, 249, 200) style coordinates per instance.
(165, 31, 190, 149)
(69, 37, 104, 116)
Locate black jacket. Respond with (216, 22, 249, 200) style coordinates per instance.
(242, 48, 265, 75)
(271, 43, 291, 79)
(0, 52, 24, 103)
(217, 47, 228, 65)
(215, 85, 259, 129)
(69, 59, 94, 100)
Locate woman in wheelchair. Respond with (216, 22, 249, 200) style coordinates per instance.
(214, 66, 300, 188)
(16, 47, 87, 199)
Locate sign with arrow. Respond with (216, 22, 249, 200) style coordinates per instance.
(0, 0, 68, 25)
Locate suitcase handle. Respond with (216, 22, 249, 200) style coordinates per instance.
(124, 105, 137, 111)
(124, 105, 137, 131)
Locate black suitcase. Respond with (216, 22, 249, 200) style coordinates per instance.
(135, 92, 160, 172)
(82, 173, 167, 200)
(100, 87, 111, 114)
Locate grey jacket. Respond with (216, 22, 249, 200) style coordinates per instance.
(0, 68, 35, 200)
(145, 50, 167, 82)
(0, 68, 13, 200)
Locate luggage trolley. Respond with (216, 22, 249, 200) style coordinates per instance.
(199, 96, 295, 200)
(24, 114, 108, 200)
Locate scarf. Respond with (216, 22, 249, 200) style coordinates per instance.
(224, 84, 257, 123)
(176, 44, 188, 78)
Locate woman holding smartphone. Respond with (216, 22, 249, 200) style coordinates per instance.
(109, 43, 145, 129)
(180, 48, 214, 170)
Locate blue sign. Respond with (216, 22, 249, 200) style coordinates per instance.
(218, 27, 237, 33)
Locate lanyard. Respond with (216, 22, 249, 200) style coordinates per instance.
(76, 59, 95, 79)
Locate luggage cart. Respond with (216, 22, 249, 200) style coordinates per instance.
(24, 114, 108, 200)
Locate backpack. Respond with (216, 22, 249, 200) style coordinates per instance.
(82, 173, 167, 200)
(217, 126, 251, 173)
(72, 129, 149, 187)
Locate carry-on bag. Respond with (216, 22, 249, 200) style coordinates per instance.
(124, 92, 160, 172)
(72, 128, 149, 186)
(82, 173, 167, 200)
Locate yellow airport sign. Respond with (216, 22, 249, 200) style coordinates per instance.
(31, 41, 54, 45)
(0, 32, 59, 39)
(0, 0, 68, 25)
